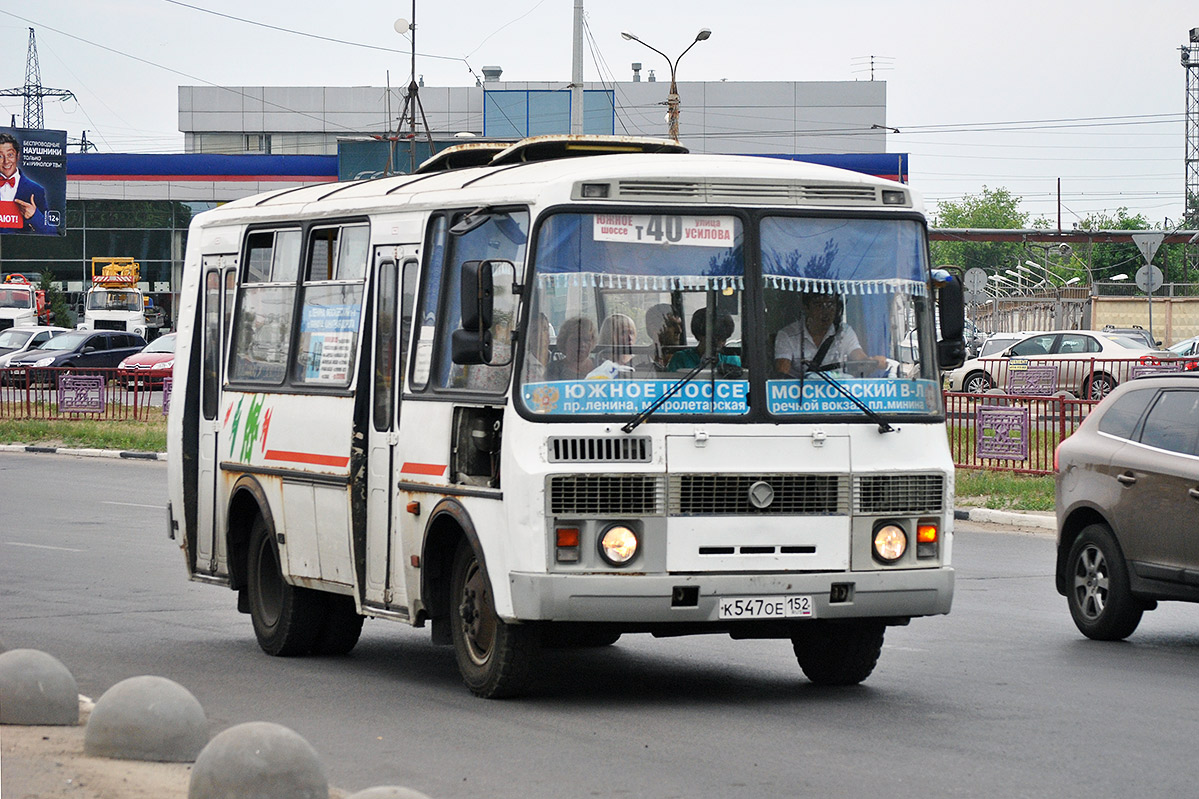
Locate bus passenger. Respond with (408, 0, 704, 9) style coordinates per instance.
(668, 309, 742, 371)
(588, 313, 638, 378)
(642, 303, 682, 369)
(549, 316, 597, 379)
(773, 291, 887, 377)
(597, 313, 637, 365)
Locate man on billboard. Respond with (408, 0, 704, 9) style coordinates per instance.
(0, 132, 57, 235)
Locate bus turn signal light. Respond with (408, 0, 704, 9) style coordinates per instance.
(917, 523, 938, 559)
(556, 527, 581, 563)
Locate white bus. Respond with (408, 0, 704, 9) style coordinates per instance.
(167, 136, 966, 698)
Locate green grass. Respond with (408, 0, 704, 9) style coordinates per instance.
(0, 418, 167, 452)
(956, 468, 1055, 512)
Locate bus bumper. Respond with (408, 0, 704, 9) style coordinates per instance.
(507, 567, 953, 624)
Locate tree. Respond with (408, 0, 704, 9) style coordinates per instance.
(931, 187, 1029, 274)
(1073, 208, 1172, 283)
(38, 271, 73, 327)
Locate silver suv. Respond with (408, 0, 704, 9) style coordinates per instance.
(1055, 372, 1199, 639)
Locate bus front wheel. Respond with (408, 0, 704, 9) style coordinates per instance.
(247, 514, 325, 656)
(449, 541, 538, 698)
(790, 620, 886, 686)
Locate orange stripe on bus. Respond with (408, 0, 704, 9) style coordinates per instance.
(264, 449, 350, 468)
(401, 462, 447, 476)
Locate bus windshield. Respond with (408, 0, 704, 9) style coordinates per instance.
(517, 212, 941, 420)
(519, 212, 748, 418)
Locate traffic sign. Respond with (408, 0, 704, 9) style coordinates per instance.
(963, 267, 988, 293)
(1136, 264, 1164, 293)
(1131, 232, 1164, 265)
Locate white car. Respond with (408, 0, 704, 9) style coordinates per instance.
(942, 329, 1165, 398)
(0, 325, 69, 369)
(1168, 335, 1199, 359)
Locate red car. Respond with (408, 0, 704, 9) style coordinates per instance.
(118, 333, 176, 389)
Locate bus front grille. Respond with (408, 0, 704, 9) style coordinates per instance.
(549, 474, 664, 516)
(853, 474, 945, 514)
(547, 436, 652, 463)
(668, 474, 849, 516)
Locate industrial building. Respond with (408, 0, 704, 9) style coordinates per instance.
(2, 75, 900, 324)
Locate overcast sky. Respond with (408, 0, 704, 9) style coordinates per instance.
(1, 1, 1194, 228)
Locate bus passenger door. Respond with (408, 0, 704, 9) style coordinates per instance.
(364, 248, 417, 612)
(196, 258, 236, 575)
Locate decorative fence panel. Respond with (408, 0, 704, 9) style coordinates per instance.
(0, 367, 166, 421)
(945, 391, 1094, 475)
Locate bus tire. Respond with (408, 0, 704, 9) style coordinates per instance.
(791, 620, 886, 686)
(246, 514, 325, 657)
(449, 541, 538, 698)
(312, 594, 365, 656)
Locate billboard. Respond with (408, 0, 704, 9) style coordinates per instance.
(0, 127, 67, 237)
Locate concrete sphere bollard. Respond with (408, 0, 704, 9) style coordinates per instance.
(346, 787, 433, 799)
(84, 675, 208, 762)
(0, 649, 79, 725)
(189, 721, 327, 799)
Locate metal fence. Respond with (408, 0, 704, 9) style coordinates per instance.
(945, 355, 1197, 475)
(954, 354, 1198, 399)
(945, 391, 1094, 475)
(0, 367, 169, 421)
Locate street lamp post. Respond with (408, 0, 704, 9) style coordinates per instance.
(621, 28, 711, 142)
(1020, 261, 1067, 288)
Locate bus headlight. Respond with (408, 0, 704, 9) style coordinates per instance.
(598, 525, 638, 566)
(872, 523, 907, 563)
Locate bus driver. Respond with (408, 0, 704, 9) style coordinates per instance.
(773, 291, 887, 378)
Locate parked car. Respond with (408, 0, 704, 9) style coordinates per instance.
(0, 325, 68, 368)
(1168, 334, 1199, 359)
(1101, 324, 1160, 349)
(978, 330, 1042, 358)
(942, 329, 1165, 398)
(1055, 371, 1199, 640)
(117, 332, 176, 388)
(7, 330, 148, 384)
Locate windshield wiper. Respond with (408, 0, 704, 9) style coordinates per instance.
(621, 356, 713, 434)
(803, 365, 897, 434)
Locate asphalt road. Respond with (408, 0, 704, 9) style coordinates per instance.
(3, 452, 1199, 799)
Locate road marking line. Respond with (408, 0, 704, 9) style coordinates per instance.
(7, 542, 86, 553)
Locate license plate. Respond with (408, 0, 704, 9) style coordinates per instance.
(717, 595, 814, 620)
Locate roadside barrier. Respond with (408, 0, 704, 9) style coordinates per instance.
(945, 390, 1093, 475)
(0, 366, 169, 421)
(945, 354, 1196, 475)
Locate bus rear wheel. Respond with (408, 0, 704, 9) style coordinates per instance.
(247, 514, 325, 656)
(449, 541, 538, 698)
(790, 620, 886, 686)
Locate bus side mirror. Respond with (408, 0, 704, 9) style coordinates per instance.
(451, 260, 494, 365)
(936, 274, 966, 370)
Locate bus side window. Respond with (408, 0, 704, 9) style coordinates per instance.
(411, 216, 448, 391)
(292, 224, 369, 388)
(435, 210, 528, 393)
(228, 229, 300, 385)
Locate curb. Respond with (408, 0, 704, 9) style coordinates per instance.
(955, 506, 1056, 531)
(0, 443, 166, 462)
